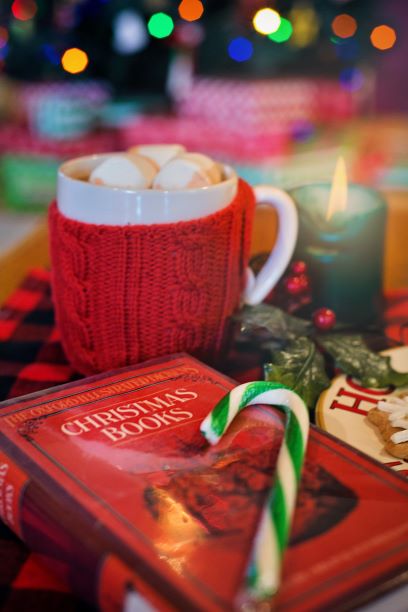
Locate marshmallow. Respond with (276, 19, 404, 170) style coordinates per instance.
(89, 154, 158, 189)
(128, 144, 186, 168)
(152, 156, 214, 190)
(179, 153, 223, 184)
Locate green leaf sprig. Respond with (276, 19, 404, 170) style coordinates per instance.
(264, 337, 330, 410)
(236, 304, 408, 411)
(318, 334, 408, 389)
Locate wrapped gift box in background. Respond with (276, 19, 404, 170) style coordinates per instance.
(19, 81, 112, 140)
(118, 114, 291, 162)
(176, 76, 359, 125)
(0, 126, 119, 211)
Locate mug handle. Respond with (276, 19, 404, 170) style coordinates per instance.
(243, 185, 298, 306)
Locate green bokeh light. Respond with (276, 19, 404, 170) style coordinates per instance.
(268, 17, 293, 43)
(148, 12, 174, 39)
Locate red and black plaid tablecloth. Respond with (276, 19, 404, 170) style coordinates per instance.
(0, 270, 90, 611)
(0, 268, 407, 611)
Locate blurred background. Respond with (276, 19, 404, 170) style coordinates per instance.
(0, 0, 407, 300)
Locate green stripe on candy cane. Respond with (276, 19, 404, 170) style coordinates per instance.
(200, 381, 309, 600)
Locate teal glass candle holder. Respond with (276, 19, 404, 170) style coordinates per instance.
(289, 183, 387, 326)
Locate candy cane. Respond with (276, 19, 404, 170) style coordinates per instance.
(200, 381, 309, 600)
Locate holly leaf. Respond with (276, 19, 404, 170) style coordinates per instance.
(237, 304, 311, 342)
(319, 334, 408, 389)
(264, 336, 330, 410)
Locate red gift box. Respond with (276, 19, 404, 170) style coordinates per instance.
(0, 125, 119, 157)
(177, 77, 358, 126)
(119, 115, 290, 162)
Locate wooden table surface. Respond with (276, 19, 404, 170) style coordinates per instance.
(0, 211, 49, 304)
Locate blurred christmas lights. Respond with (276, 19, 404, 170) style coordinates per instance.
(228, 37, 253, 62)
(0, 45, 9, 61)
(290, 6, 319, 48)
(331, 14, 357, 38)
(148, 12, 174, 39)
(54, 5, 77, 29)
(0, 28, 9, 49)
(268, 17, 293, 43)
(178, 0, 204, 22)
(174, 22, 204, 47)
(10, 18, 33, 38)
(61, 48, 89, 74)
(42, 43, 60, 66)
(11, 0, 37, 21)
(370, 25, 396, 50)
(113, 10, 148, 54)
(253, 8, 281, 35)
(340, 66, 364, 91)
(332, 37, 359, 60)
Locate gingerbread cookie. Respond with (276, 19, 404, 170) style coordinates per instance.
(367, 396, 408, 459)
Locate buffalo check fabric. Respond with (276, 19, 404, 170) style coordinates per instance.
(0, 268, 407, 611)
(0, 268, 76, 401)
(0, 269, 89, 611)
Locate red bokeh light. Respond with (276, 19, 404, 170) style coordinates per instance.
(11, 0, 37, 22)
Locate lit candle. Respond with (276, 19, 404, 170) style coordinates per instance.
(290, 157, 387, 325)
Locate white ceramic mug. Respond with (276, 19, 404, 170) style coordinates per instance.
(58, 153, 298, 306)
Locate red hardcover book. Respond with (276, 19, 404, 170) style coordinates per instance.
(0, 353, 407, 611)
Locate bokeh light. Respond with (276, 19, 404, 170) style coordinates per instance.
(268, 17, 293, 43)
(332, 37, 359, 60)
(147, 12, 174, 39)
(54, 5, 77, 29)
(0, 45, 9, 61)
(178, 0, 204, 22)
(228, 37, 253, 62)
(253, 8, 281, 36)
(11, 0, 37, 21)
(290, 6, 319, 48)
(10, 18, 33, 38)
(113, 10, 148, 54)
(175, 22, 205, 47)
(370, 25, 397, 50)
(340, 67, 364, 91)
(331, 14, 357, 38)
(61, 48, 89, 74)
(42, 43, 60, 66)
(0, 27, 9, 50)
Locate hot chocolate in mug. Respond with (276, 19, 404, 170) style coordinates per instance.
(50, 151, 298, 374)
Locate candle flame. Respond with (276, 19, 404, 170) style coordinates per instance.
(326, 156, 348, 221)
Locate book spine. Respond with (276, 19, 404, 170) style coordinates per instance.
(0, 448, 29, 539)
(0, 447, 173, 612)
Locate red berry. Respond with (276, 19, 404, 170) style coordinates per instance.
(313, 308, 336, 331)
(284, 275, 302, 295)
(291, 260, 307, 275)
(284, 274, 309, 295)
(297, 274, 310, 292)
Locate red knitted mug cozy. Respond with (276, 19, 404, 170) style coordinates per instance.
(49, 179, 255, 375)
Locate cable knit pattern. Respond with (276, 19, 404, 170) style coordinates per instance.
(49, 179, 255, 375)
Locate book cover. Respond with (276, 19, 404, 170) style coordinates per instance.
(0, 353, 407, 611)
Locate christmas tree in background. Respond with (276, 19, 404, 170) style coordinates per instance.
(0, 0, 397, 96)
